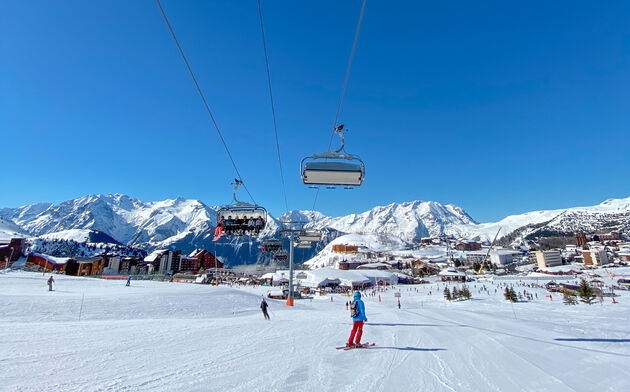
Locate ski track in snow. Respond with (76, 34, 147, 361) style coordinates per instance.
(1, 271, 629, 392)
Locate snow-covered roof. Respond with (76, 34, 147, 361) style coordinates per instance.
(31, 253, 72, 266)
(356, 262, 390, 269)
(438, 268, 466, 277)
(144, 249, 167, 262)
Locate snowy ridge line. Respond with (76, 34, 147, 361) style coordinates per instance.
(1, 194, 629, 263)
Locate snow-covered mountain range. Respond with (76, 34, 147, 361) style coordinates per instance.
(1, 194, 629, 266)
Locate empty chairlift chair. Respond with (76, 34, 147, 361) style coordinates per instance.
(299, 230, 322, 243)
(301, 124, 365, 188)
(295, 241, 312, 249)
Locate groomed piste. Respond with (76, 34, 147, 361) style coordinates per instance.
(1, 270, 629, 392)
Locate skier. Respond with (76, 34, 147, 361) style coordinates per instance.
(261, 298, 270, 320)
(126, 275, 131, 287)
(47, 276, 54, 291)
(347, 292, 367, 348)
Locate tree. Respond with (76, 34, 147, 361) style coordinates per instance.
(504, 287, 517, 302)
(578, 279, 596, 305)
(452, 287, 460, 300)
(443, 287, 452, 301)
(563, 291, 578, 305)
(460, 285, 471, 300)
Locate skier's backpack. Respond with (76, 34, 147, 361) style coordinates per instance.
(350, 300, 360, 318)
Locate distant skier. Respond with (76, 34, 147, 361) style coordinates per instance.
(347, 292, 367, 348)
(126, 275, 131, 287)
(47, 276, 54, 291)
(261, 298, 270, 320)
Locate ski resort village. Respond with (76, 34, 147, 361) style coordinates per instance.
(4, 0, 630, 391)
(1, 195, 630, 391)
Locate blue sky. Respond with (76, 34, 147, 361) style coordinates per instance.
(2, 0, 629, 222)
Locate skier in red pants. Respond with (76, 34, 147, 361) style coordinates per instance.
(347, 292, 367, 348)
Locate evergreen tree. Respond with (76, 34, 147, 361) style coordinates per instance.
(452, 287, 460, 300)
(460, 285, 472, 300)
(578, 279, 596, 305)
(563, 291, 578, 305)
(443, 286, 452, 301)
(504, 287, 517, 302)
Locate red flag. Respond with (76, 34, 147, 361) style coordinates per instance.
(213, 226, 224, 241)
(546, 294, 552, 301)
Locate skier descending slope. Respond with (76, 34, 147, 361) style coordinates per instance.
(347, 292, 367, 347)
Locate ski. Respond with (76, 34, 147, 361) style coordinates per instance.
(336, 343, 375, 350)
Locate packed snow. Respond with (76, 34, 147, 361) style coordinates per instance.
(1, 271, 628, 391)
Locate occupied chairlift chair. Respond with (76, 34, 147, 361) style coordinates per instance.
(260, 239, 283, 253)
(216, 179, 267, 236)
(274, 249, 288, 261)
(301, 124, 365, 188)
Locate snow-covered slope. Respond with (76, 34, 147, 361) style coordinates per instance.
(2, 271, 628, 391)
(448, 197, 630, 243)
(285, 201, 476, 243)
(0, 217, 28, 240)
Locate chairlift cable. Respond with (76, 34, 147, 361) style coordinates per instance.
(156, 0, 256, 205)
(257, 0, 290, 213)
(311, 0, 367, 211)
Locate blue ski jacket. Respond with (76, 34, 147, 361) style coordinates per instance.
(352, 292, 367, 322)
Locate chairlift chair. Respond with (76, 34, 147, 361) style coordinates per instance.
(274, 249, 288, 261)
(299, 230, 322, 242)
(301, 124, 365, 187)
(260, 239, 282, 253)
(295, 241, 312, 249)
(216, 180, 267, 237)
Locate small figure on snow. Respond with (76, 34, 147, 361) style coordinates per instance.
(347, 292, 367, 348)
(126, 275, 131, 287)
(47, 276, 55, 292)
(261, 298, 270, 320)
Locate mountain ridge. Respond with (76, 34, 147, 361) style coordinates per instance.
(1, 194, 629, 266)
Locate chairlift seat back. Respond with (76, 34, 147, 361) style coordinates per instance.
(302, 161, 364, 186)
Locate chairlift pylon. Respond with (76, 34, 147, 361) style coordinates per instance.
(301, 125, 365, 187)
(216, 179, 267, 237)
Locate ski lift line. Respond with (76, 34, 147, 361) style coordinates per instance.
(328, 0, 367, 150)
(256, 0, 289, 213)
(155, 0, 256, 205)
(311, 0, 367, 211)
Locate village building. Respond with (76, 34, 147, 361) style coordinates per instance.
(465, 251, 488, 265)
(438, 267, 466, 282)
(535, 250, 563, 269)
(583, 249, 609, 266)
(119, 256, 143, 274)
(489, 250, 520, 266)
(25, 253, 70, 272)
(455, 241, 482, 251)
(574, 232, 587, 247)
(0, 238, 26, 267)
(356, 262, 390, 270)
(332, 244, 359, 254)
(338, 260, 368, 270)
(65, 257, 104, 276)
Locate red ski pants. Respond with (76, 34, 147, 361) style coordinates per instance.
(348, 321, 364, 345)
